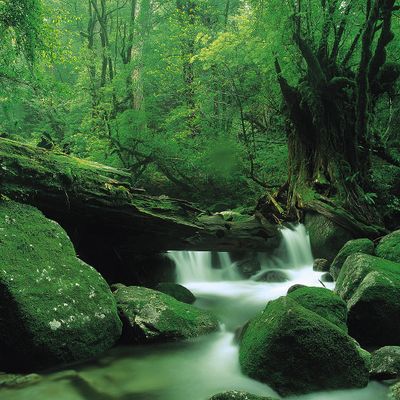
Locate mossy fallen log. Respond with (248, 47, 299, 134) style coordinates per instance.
(0, 139, 278, 272)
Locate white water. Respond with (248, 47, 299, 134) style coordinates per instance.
(1, 225, 388, 400)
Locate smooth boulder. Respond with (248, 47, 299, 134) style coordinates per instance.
(370, 346, 400, 380)
(0, 201, 122, 371)
(287, 286, 348, 332)
(330, 238, 375, 280)
(236, 257, 261, 278)
(253, 270, 289, 283)
(376, 230, 400, 263)
(114, 286, 219, 343)
(155, 282, 196, 304)
(239, 296, 369, 396)
(336, 253, 400, 346)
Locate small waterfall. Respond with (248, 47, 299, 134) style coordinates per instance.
(168, 251, 239, 283)
(280, 224, 314, 268)
(170, 224, 314, 283)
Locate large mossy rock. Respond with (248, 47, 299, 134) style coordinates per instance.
(209, 391, 278, 400)
(376, 230, 400, 263)
(114, 286, 219, 343)
(370, 346, 400, 380)
(155, 282, 196, 304)
(239, 296, 369, 396)
(287, 287, 348, 332)
(330, 238, 375, 280)
(336, 253, 400, 346)
(390, 382, 400, 400)
(304, 212, 354, 262)
(0, 200, 122, 371)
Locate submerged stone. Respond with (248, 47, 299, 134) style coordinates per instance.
(330, 238, 375, 280)
(253, 270, 289, 282)
(239, 296, 369, 396)
(376, 230, 400, 263)
(155, 282, 196, 304)
(236, 257, 261, 278)
(336, 253, 400, 346)
(114, 286, 219, 343)
(0, 200, 122, 372)
(321, 272, 334, 282)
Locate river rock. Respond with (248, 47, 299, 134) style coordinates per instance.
(236, 257, 261, 278)
(286, 284, 306, 294)
(0, 201, 122, 372)
(370, 346, 400, 380)
(114, 286, 219, 343)
(335, 253, 400, 346)
(304, 212, 354, 262)
(209, 391, 278, 400)
(239, 296, 369, 396)
(253, 270, 289, 282)
(330, 238, 375, 280)
(376, 230, 400, 263)
(287, 286, 348, 331)
(321, 272, 334, 282)
(155, 282, 196, 304)
(313, 258, 329, 272)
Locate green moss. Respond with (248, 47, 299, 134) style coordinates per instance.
(209, 391, 278, 400)
(288, 287, 348, 331)
(376, 230, 400, 263)
(330, 238, 375, 280)
(239, 297, 369, 396)
(114, 286, 219, 343)
(0, 200, 122, 371)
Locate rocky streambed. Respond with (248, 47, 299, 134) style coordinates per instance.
(0, 200, 399, 399)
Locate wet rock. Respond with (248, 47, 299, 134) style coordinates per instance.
(287, 286, 348, 332)
(376, 230, 400, 263)
(239, 296, 369, 396)
(321, 272, 334, 282)
(209, 391, 278, 400)
(0, 201, 122, 372)
(155, 282, 196, 304)
(304, 212, 354, 262)
(286, 284, 306, 294)
(236, 256, 261, 278)
(370, 346, 400, 380)
(313, 258, 330, 272)
(110, 283, 126, 292)
(253, 270, 289, 283)
(330, 238, 375, 279)
(336, 253, 400, 346)
(114, 286, 219, 343)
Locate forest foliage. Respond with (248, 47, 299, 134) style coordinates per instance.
(0, 0, 399, 216)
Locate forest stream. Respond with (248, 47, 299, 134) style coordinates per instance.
(0, 226, 389, 400)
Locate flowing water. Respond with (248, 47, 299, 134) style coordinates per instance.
(1, 225, 389, 400)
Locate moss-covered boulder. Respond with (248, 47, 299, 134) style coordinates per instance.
(155, 282, 196, 304)
(287, 287, 348, 332)
(390, 381, 400, 400)
(0, 200, 122, 371)
(376, 230, 400, 263)
(239, 296, 369, 396)
(304, 212, 354, 262)
(336, 253, 400, 346)
(114, 286, 219, 343)
(330, 239, 375, 280)
(370, 346, 400, 380)
(321, 272, 334, 282)
(209, 391, 278, 400)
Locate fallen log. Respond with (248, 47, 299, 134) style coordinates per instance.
(0, 138, 279, 279)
